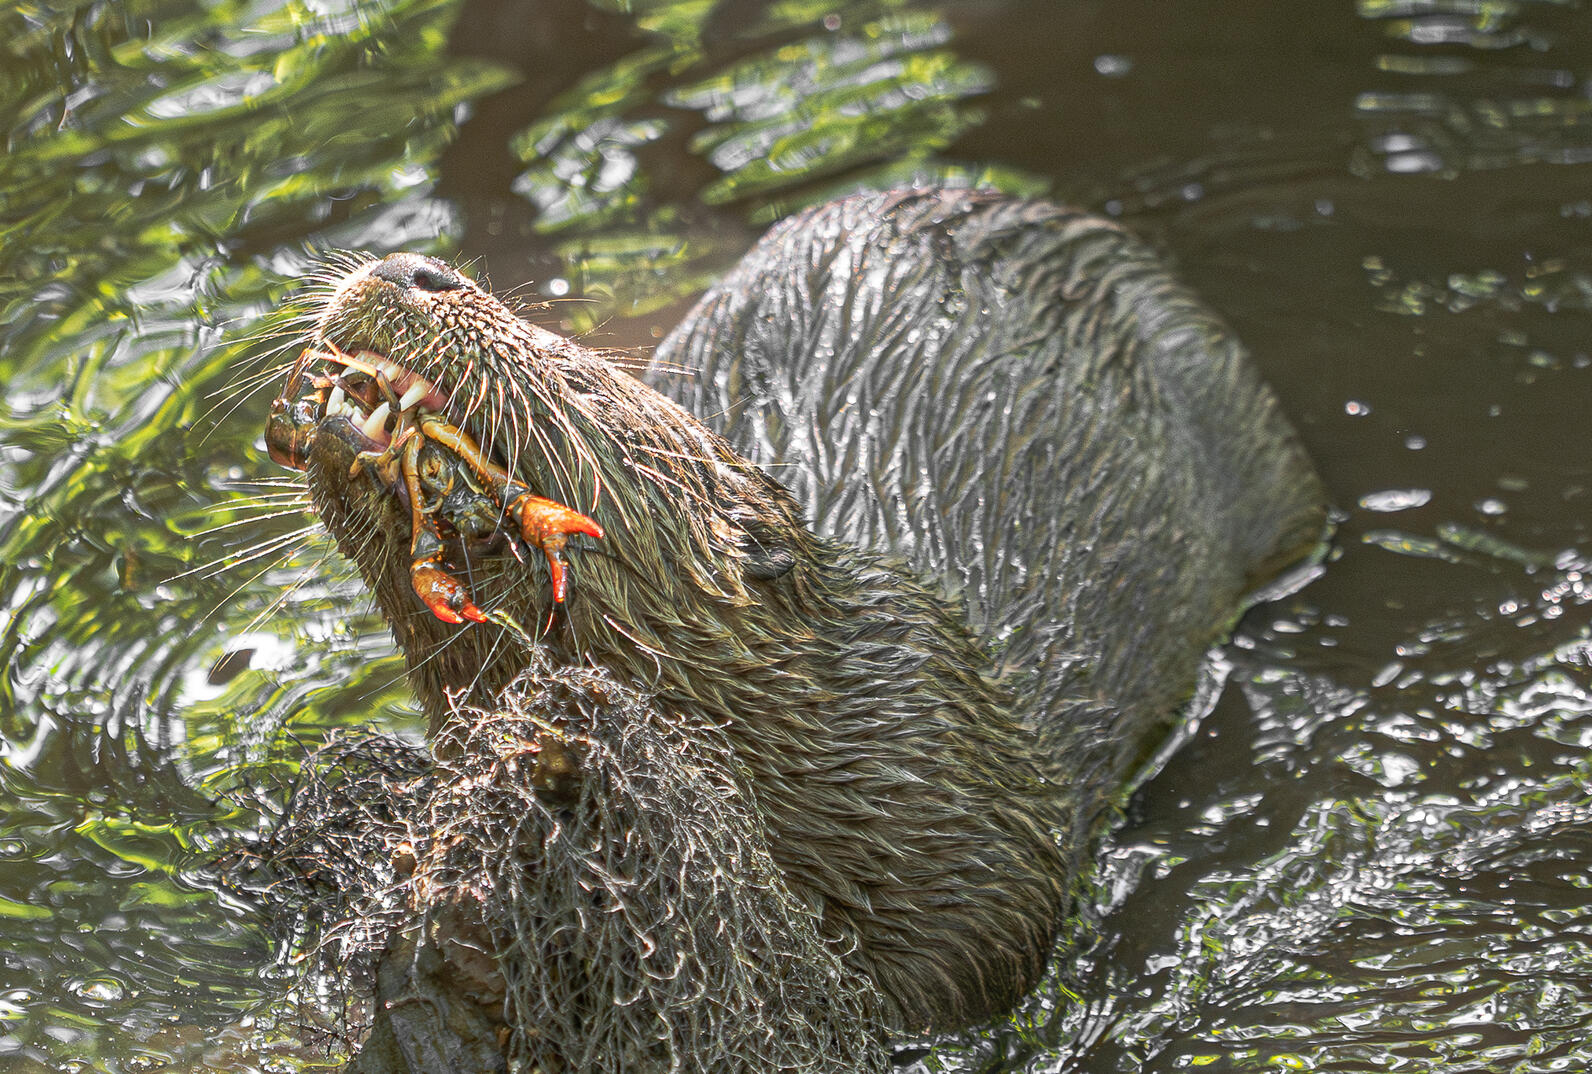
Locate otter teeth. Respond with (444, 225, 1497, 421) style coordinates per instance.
(362, 401, 393, 440)
(320, 346, 445, 416)
(367, 354, 443, 414)
(398, 381, 428, 412)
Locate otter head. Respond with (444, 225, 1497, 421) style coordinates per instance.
(266, 252, 810, 727)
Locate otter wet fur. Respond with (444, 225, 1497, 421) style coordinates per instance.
(255, 189, 1327, 1072)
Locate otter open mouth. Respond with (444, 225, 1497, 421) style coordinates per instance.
(265, 342, 449, 467)
(267, 340, 603, 622)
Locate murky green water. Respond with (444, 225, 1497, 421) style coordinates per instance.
(2, 0, 1590, 1070)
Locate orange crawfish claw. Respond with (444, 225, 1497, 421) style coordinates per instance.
(507, 493, 604, 604)
(411, 557, 489, 625)
(408, 517, 488, 625)
(391, 414, 605, 619)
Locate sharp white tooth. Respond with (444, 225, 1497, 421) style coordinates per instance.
(327, 385, 348, 416)
(361, 401, 391, 440)
(378, 359, 404, 382)
(399, 381, 427, 412)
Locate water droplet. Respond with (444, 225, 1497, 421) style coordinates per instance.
(1359, 489, 1432, 512)
(1093, 54, 1133, 77)
(68, 977, 126, 1003)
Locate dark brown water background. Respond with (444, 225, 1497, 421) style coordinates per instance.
(2, 0, 1592, 1070)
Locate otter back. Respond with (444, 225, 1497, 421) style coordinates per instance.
(653, 187, 1327, 843)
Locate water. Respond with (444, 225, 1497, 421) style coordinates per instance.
(2, 0, 1590, 1070)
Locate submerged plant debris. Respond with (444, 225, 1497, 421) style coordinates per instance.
(232, 654, 887, 1073)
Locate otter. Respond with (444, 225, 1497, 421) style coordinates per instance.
(260, 189, 1326, 1071)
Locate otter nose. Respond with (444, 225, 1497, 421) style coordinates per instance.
(370, 252, 466, 293)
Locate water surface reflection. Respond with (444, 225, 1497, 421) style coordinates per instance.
(1, 0, 1590, 1069)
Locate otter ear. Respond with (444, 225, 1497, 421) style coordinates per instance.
(739, 521, 797, 580)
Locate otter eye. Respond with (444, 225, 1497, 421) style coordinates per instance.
(371, 253, 466, 293)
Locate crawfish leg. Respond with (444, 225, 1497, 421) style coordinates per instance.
(401, 429, 487, 625)
(417, 416, 603, 603)
(415, 417, 511, 491)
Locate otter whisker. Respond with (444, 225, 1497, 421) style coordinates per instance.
(207, 487, 314, 507)
(529, 391, 600, 511)
(192, 500, 314, 531)
(198, 344, 319, 439)
(523, 416, 574, 500)
(205, 368, 294, 413)
(170, 521, 322, 585)
(194, 536, 336, 639)
(188, 506, 317, 540)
